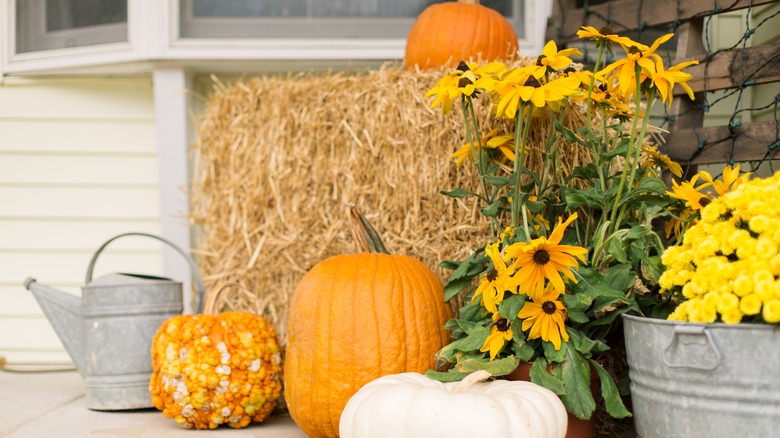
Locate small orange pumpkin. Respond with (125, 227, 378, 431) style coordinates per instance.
(149, 285, 282, 429)
(283, 205, 453, 438)
(404, 0, 519, 69)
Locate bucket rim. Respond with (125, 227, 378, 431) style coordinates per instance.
(622, 313, 779, 332)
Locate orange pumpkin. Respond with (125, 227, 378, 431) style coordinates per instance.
(404, 0, 519, 69)
(283, 206, 453, 438)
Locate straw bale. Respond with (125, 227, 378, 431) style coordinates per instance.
(189, 62, 592, 344)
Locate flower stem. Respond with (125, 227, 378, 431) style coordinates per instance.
(512, 104, 534, 237)
(607, 64, 643, 237)
(462, 98, 498, 239)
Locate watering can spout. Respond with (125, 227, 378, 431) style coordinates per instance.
(23, 277, 86, 374)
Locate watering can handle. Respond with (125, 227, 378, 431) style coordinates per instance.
(85, 232, 206, 314)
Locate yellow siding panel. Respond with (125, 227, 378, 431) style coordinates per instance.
(0, 186, 160, 218)
(0, 154, 158, 185)
(0, 120, 157, 153)
(0, 77, 161, 365)
(0, 220, 162, 251)
(0, 252, 165, 285)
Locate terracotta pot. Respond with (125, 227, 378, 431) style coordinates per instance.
(506, 362, 599, 438)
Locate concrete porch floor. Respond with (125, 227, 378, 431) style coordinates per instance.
(0, 369, 307, 437)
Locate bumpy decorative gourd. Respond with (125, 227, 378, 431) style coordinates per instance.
(340, 371, 568, 438)
(404, 0, 519, 69)
(283, 205, 453, 438)
(149, 287, 282, 429)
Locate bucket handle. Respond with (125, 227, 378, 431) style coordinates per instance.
(85, 232, 205, 314)
(663, 325, 722, 371)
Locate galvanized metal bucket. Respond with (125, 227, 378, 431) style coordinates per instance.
(24, 232, 205, 411)
(623, 314, 780, 438)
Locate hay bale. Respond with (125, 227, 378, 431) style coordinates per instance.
(189, 62, 591, 344)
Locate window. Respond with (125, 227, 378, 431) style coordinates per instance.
(15, 0, 128, 54)
(179, 0, 525, 40)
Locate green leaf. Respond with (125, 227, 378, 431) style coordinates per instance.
(498, 294, 526, 322)
(481, 201, 502, 217)
(440, 187, 473, 199)
(605, 264, 634, 292)
(559, 349, 597, 420)
(457, 301, 488, 322)
(511, 338, 536, 362)
(456, 356, 520, 377)
(444, 277, 475, 301)
(542, 337, 567, 363)
(562, 293, 591, 324)
(602, 137, 630, 159)
(570, 164, 599, 180)
(439, 260, 461, 271)
(437, 325, 490, 361)
(643, 255, 664, 282)
(425, 369, 468, 382)
(591, 360, 632, 419)
(529, 359, 566, 395)
(607, 237, 628, 263)
(567, 328, 600, 355)
(484, 175, 511, 187)
(554, 120, 581, 145)
(525, 199, 546, 214)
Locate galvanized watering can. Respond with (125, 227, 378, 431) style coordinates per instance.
(24, 232, 205, 411)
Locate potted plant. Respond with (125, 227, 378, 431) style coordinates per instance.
(422, 27, 704, 436)
(624, 169, 780, 438)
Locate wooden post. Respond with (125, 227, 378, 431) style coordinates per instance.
(667, 17, 708, 176)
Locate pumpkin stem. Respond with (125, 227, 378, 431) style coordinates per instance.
(203, 282, 239, 315)
(348, 204, 390, 254)
(458, 0, 480, 4)
(452, 370, 492, 392)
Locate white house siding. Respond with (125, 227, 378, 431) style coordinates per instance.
(0, 76, 163, 365)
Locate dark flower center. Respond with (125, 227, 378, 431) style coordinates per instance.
(486, 269, 498, 282)
(536, 54, 547, 66)
(542, 301, 557, 315)
(457, 60, 470, 72)
(524, 76, 542, 88)
(563, 66, 576, 75)
(533, 249, 551, 265)
(458, 76, 474, 88)
(698, 197, 711, 208)
(496, 317, 510, 332)
(599, 26, 614, 35)
(628, 46, 643, 55)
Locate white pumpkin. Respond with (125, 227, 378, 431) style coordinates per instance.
(339, 370, 568, 438)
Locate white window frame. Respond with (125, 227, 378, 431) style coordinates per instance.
(2, 0, 551, 75)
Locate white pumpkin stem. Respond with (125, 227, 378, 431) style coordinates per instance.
(452, 370, 492, 392)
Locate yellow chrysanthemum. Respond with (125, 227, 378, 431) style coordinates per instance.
(505, 213, 587, 299)
(518, 285, 569, 350)
(479, 313, 514, 360)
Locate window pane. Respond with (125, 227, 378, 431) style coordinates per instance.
(46, 0, 127, 32)
(181, 0, 523, 39)
(191, 0, 513, 18)
(16, 0, 128, 54)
